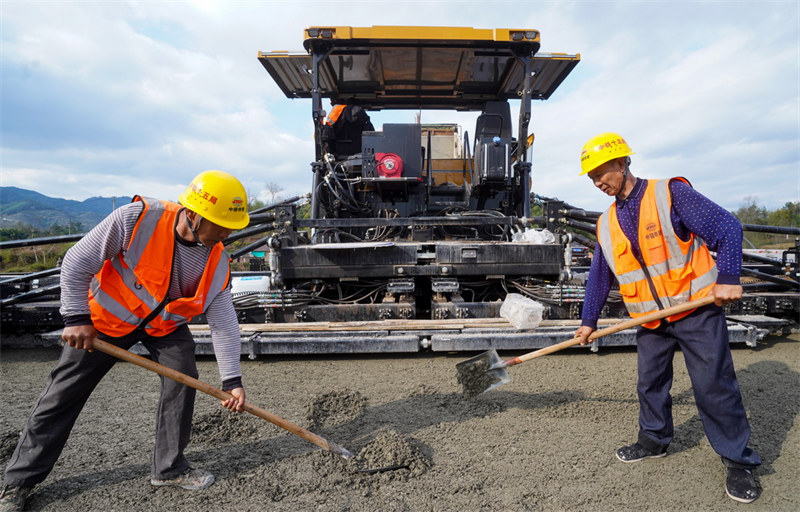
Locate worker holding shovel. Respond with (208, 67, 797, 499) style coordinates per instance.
(573, 133, 761, 504)
(1, 171, 250, 512)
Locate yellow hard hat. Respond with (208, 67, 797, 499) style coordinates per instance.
(179, 170, 250, 230)
(579, 132, 634, 175)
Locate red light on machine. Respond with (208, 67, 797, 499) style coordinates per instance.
(375, 152, 403, 178)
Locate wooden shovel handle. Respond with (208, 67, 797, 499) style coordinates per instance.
(506, 295, 716, 367)
(91, 338, 354, 459)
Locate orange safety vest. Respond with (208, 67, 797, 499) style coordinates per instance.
(88, 196, 231, 337)
(322, 104, 347, 126)
(596, 178, 718, 328)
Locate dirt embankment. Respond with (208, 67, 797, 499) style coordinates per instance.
(1, 333, 798, 511)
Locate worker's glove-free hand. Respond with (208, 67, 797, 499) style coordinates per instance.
(62, 324, 99, 351)
(575, 325, 595, 346)
(221, 387, 246, 413)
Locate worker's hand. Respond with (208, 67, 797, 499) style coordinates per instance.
(222, 387, 246, 413)
(711, 284, 743, 307)
(575, 325, 595, 346)
(61, 324, 99, 351)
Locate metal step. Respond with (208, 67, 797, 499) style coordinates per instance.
(22, 319, 764, 357)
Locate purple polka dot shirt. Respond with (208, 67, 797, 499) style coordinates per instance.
(581, 177, 743, 329)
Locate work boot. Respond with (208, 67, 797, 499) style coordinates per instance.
(0, 484, 32, 512)
(151, 467, 214, 490)
(725, 468, 759, 503)
(615, 442, 667, 463)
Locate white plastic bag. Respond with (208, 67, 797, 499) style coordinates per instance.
(512, 228, 556, 244)
(500, 293, 545, 329)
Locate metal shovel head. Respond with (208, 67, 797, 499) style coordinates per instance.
(455, 349, 511, 397)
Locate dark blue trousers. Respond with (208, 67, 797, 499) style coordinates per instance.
(635, 304, 761, 468)
(3, 325, 198, 487)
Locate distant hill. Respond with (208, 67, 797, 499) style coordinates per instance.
(0, 187, 132, 231)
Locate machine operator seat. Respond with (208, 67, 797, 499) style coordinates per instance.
(474, 101, 513, 142)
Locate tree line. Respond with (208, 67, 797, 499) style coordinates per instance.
(734, 199, 799, 249)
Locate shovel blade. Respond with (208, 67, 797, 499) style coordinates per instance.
(455, 349, 511, 397)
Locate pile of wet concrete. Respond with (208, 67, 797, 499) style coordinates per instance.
(191, 387, 431, 482)
(192, 408, 259, 445)
(305, 389, 431, 478)
(305, 389, 368, 430)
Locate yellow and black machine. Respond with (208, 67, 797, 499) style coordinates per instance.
(3, 26, 797, 354)
(249, 26, 587, 342)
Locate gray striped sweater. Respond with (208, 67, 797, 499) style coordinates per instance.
(59, 201, 242, 385)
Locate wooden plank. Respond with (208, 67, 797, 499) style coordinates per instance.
(190, 317, 623, 334)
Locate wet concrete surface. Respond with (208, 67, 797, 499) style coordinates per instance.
(1, 333, 798, 511)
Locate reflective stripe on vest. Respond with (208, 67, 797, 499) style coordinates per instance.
(154, 253, 230, 330)
(597, 178, 718, 327)
(124, 197, 164, 267)
(89, 196, 230, 337)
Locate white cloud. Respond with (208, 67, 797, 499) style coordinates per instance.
(0, 0, 797, 215)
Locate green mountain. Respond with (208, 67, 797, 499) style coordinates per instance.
(0, 187, 132, 231)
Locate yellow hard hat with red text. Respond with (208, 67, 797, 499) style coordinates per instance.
(179, 170, 250, 230)
(579, 133, 634, 175)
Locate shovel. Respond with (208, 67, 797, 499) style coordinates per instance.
(90, 338, 354, 459)
(456, 295, 716, 396)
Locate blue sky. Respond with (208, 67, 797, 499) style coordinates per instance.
(1, 0, 798, 213)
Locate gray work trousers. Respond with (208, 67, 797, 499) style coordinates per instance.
(3, 324, 198, 487)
